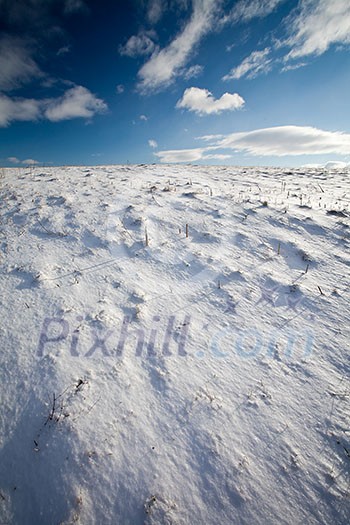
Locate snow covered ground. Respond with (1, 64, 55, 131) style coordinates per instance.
(0, 164, 349, 524)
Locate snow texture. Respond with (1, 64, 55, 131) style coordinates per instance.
(0, 164, 349, 524)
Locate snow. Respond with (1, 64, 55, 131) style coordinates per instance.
(0, 164, 349, 524)
(324, 162, 349, 170)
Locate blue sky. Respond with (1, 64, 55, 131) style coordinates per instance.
(1, 0, 350, 167)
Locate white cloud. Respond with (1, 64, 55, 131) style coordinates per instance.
(22, 158, 39, 165)
(285, 0, 350, 60)
(0, 94, 41, 126)
(176, 87, 245, 115)
(138, 0, 220, 92)
(119, 32, 156, 58)
(223, 48, 272, 80)
(0, 36, 43, 91)
(44, 86, 107, 122)
(116, 84, 124, 94)
(215, 126, 350, 156)
(0, 86, 107, 127)
(7, 156, 40, 165)
(155, 148, 206, 163)
(149, 139, 158, 148)
(140, 114, 148, 121)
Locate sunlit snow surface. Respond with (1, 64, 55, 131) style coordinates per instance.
(0, 164, 349, 524)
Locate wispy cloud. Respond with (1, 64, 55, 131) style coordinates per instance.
(223, 48, 272, 80)
(0, 0, 58, 33)
(119, 32, 157, 58)
(176, 87, 245, 115)
(155, 148, 206, 163)
(285, 0, 350, 60)
(64, 0, 89, 15)
(182, 64, 204, 80)
(140, 114, 148, 121)
(196, 134, 225, 141)
(137, 0, 220, 92)
(281, 62, 307, 73)
(0, 86, 107, 127)
(57, 45, 71, 56)
(156, 125, 350, 162)
(222, 0, 286, 25)
(203, 153, 232, 160)
(155, 148, 232, 163)
(147, 0, 164, 24)
(0, 36, 43, 91)
(148, 139, 158, 148)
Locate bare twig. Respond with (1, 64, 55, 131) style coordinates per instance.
(37, 219, 67, 237)
(44, 393, 56, 425)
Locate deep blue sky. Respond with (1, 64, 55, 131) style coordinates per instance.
(1, 0, 350, 167)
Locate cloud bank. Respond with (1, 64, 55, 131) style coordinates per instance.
(216, 126, 350, 156)
(156, 125, 350, 162)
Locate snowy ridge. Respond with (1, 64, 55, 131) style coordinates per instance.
(0, 164, 349, 524)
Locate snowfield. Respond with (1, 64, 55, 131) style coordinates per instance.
(0, 164, 349, 524)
